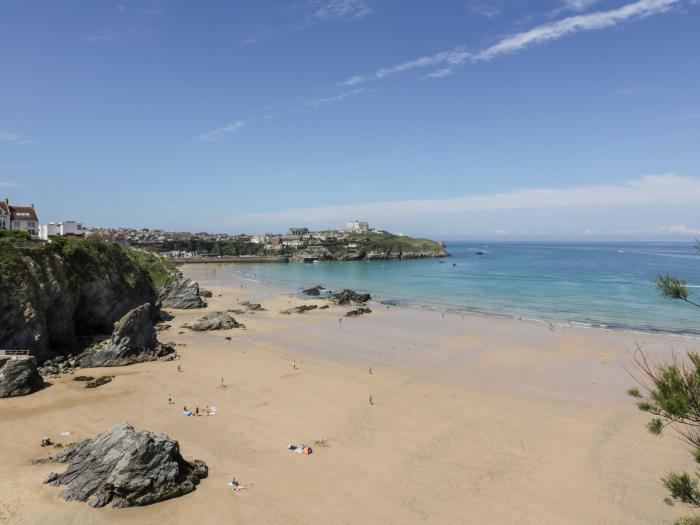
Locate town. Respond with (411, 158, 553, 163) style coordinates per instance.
(0, 199, 447, 261)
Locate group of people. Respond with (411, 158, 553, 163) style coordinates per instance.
(183, 404, 216, 417)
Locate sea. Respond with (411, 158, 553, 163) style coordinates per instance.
(220, 242, 700, 336)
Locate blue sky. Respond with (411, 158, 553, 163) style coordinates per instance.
(1, 0, 699, 239)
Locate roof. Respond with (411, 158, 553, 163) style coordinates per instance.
(0, 201, 8, 215)
(9, 206, 38, 222)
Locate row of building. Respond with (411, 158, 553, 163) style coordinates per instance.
(1, 199, 85, 240)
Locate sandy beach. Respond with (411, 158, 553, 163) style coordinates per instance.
(1, 263, 696, 524)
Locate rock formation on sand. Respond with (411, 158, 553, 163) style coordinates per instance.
(345, 307, 372, 317)
(190, 311, 242, 331)
(303, 285, 325, 296)
(160, 278, 207, 310)
(0, 356, 45, 397)
(76, 305, 174, 367)
(334, 289, 371, 305)
(44, 422, 208, 508)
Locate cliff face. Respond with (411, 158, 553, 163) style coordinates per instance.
(0, 237, 158, 362)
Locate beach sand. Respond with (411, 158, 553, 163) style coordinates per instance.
(0, 263, 696, 524)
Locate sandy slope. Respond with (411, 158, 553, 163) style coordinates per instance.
(0, 264, 695, 524)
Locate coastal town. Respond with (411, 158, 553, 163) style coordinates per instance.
(0, 199, 447, 261)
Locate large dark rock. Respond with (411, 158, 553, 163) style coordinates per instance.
(0, 356, 45, 397)
(160, 279, 206, 310)
(75, 305, 174, 367)
(43, 422, 208, 508)
(345, 307, 372, 317)
(303, 285, 324, 296)
(190, 311, 241, 331)
(334, 289, 371, 305)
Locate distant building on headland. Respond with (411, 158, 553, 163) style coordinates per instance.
(345, 220, 370, 233)
(288, 227, 309, 236)
(39, 221, 86, 241)
(0, 199, 40, 238)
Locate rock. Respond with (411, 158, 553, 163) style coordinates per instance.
(319, 305, 330, 310)
(0, 356, 45, 397)
(199, 289, 213, 298)
(240, 301, 264, 311)
(38, 364, 60, 377)
(160, 279, 206, 310)
(85, 376, 112, 388)
(190, 311, 242, 331)
(334, 289, 371, 305)
(73, 376, 94, 382)
(43, 422, 208, 508)
(345, 307, 372, 317)
(75, 305, 174, 368)
(303, 286, 324, 296)
(294, 304, 318, 313)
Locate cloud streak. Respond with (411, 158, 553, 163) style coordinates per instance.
(195, 121, 246, 143)
(223, 174, 700, 226)
(0, 130, 33, 145)
(309, 0, 370, 21)
(342, 0, 681, 83)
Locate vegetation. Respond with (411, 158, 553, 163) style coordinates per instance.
(630, 240, 699, 524)
(126, 248, 178, 291)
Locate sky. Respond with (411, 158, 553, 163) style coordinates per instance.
(1, 0, 699, 240)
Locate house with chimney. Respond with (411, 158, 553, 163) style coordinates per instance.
(0, 199, 39, 238)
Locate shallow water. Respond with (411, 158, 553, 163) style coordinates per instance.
(210, 242, 700, 335)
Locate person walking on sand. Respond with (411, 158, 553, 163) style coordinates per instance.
(369, 394, 373, 406)
(168, 393, 173, 405)
(369, 365, 373, 375)
(338, 318, 342, 326)
(221, 377, 224, 387)
(177, 364, 182, 373)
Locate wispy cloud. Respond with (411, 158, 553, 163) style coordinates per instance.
(308, 0, 371, 21)
(195, 121, 247, 143)
(222, 174, 700, 226)
(85, 29, 117, 44)
(342, 0, 681, 84)
(465, 1, 503, 19)
(303, 87, 370, 107)
(0, 130, 33, 145)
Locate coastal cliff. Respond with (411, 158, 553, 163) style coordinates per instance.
(0, 236, 159, 362)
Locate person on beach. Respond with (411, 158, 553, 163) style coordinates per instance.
(168, 393, 173, 404)
(221, 377, 224, 387)
(549, 323, 554, 332)
(338, 318, 342, 326)
(292, 360, 297, 369)
(369, 394, 373, 406)
(369, 365, 373, 375)
(177, 364, 182, 372)
(195, 407, 200, 416)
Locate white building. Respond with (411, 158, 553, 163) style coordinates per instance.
(39, 221, 86, 241)
(0, 199, 39, 238)
(345, 220, 370, 233)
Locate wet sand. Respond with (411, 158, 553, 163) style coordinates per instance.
(0, 263, 695, 524)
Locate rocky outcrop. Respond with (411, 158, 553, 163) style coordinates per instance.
(345, 307, 372, 317)
(75, 305, 174, 368)
(190, 311, 242, 331)
(43, 422, 208, 508)
(160, 279, 206, 310)
(240, 301, 264, 311)
(334, 289, 371, 305)
(0, 356, 45, 397)
(85, 376, 112, 388)
(303, 286, 324, 296)
(0, 238, 158, 363)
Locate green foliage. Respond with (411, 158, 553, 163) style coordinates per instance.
(647, 418, 663, 435)
(664, 472, 700, 507)
(628, 387, 642, 398)
(675, 516, 700, 525)
(0, 229, 31, 240)
(127, 249, 177, 291)
(655, 274, 691, 302)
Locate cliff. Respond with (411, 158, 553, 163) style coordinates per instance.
(0, 236, 158, 362)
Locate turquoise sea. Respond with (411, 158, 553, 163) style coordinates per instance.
(222, 242, 700, 335)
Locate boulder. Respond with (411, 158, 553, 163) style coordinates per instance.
(294, 305, 318, 313)
(0, 356, 45, 397)
(43, 422, 208, 508)
(303, 286, 324, 296)
(75, 305, 174, 368)
(345, 307, 372, 317)
(85, 376, 112, 388)
(199, 289, 213, 298)
(334, 289, 371, 305)
(190, 311, 242, 331)
(240, 301, 264, 311)
(160, 279, 206, 310)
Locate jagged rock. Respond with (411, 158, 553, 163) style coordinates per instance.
(191, 311, 242, 331)
(75, 305, 174, 368)
(199, 289, 213, 298)
(0, 356, 45, 397)
(303, 286, 324, 296)
(86, 376, 112, 388)
(160, 279, 206, 310)
(345, 307, 372, 317)
(73, 376, 94, 382)
(38, 364, 60, 377)
(43, 422, 208, 508)
(319, 305, 330, 309)
(334, 289, 371, 305)
(294, 305, 318, 313)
